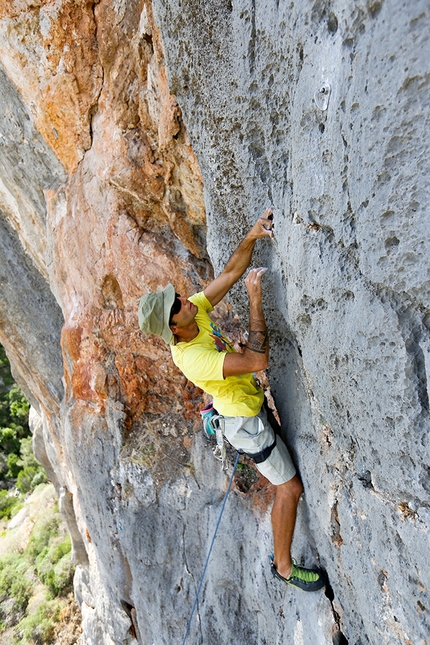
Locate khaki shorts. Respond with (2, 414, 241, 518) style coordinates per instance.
(219, 406, 296, 486)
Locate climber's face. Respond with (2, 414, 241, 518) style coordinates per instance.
(169, 295, 197, 330)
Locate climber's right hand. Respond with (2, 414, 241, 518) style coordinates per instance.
(245, 267, 268, 300)
(248, 208, 274, 239)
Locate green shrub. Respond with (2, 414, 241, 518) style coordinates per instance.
(0, 427, 20, 454)
(0, 452, 6, 478)
(0, 350, 75, 640)
(0, 553, 32, 618)
(45, 552, 73, 597)
(0, 387, 29, 454)
(16, 466, 39, 493)
(13, 599, 61, 645)
(9, 499, 24, 518)
(35, 534, 73, 596)
(8, 385, 30, 422)
(16, 466, 47, 493)
(52, 535, 72, 563)
(6, 452, 20, 478)
(0, 489, 19, 520)
(18, 437, 40, 469)
(12, 438, 47, 493)
(0, 346, 14, 394)
(9, 577, 32, 613)
(0, 347, 32, 489)
(27, 513, 61, 561)
(31, 469, 48, 488)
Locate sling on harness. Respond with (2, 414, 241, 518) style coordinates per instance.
(200, 402, 218, 437)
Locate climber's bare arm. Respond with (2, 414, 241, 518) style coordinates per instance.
(204, 208, 273, 308)
(223, 268, 269, 377)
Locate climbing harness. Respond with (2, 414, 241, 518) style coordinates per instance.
(242, 436, 277, 464)
(200, 403, 277, 469)
(181, 451, 240, 645)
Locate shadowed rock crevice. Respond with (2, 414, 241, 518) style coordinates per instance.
(59, 487, 89, 567)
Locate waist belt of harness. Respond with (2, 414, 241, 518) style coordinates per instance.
(243, 437, 276, 464)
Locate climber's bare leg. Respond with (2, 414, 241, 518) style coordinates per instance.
(271, 474, 303, 579)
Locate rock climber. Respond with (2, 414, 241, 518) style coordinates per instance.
(138, 208, 325, 592)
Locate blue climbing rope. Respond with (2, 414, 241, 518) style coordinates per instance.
(181, 451, 240, 645)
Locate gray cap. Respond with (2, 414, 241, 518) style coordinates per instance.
(138, 283, 176, 344)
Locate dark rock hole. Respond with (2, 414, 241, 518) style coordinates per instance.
(358, 470, 373, 489)
(120, 601, 137, 640)
(368, 1, 383, 18)
(385, 236, 400, 250)
(333, 631, 349, 645)
(328, 11, 338, 33)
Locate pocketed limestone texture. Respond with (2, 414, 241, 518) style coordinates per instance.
(0, 0, 429, 644)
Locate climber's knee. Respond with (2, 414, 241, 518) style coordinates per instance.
(277, 474, 303, 502)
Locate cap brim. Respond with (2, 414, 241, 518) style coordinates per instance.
(161, 283, 176, 344)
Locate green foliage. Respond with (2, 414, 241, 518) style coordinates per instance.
(0, 344, 46, 493)
(8, 385, 30, 421)
(26, 512, 73, 595)
(0, 488, 75, 641)
(16, 466, 39, 493)
(13, 599, 60, 645)
(6, 452, 20, 478)
(0, 385, 29, 441)
(42, 550, 73, 598)
(19, 437, 40, 469)
(0, 345, 31, 485)
(0, 346, 71, 642)
(0, 345, 14, 407)
(31, 469, 48, 488)
(0, 553, 33, 619)
(0, 351, 73, 642)
(9, 499, 24, 518)
(0, 426, 20, 455)
(27, 513, 61, 560)
(15, 437, 47, 492)
(0, 489, 19, 520)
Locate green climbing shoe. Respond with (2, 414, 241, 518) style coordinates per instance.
(270, 556, 326, 592)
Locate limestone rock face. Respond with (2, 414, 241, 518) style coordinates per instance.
(0, 0, 429, 644)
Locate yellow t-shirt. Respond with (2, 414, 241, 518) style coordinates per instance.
(170, 291, 264, 417)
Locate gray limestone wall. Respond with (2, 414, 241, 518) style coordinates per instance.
(0, 61, 65, 410)
(0, 2, 428, 645)
(152, 1, 430, 643)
